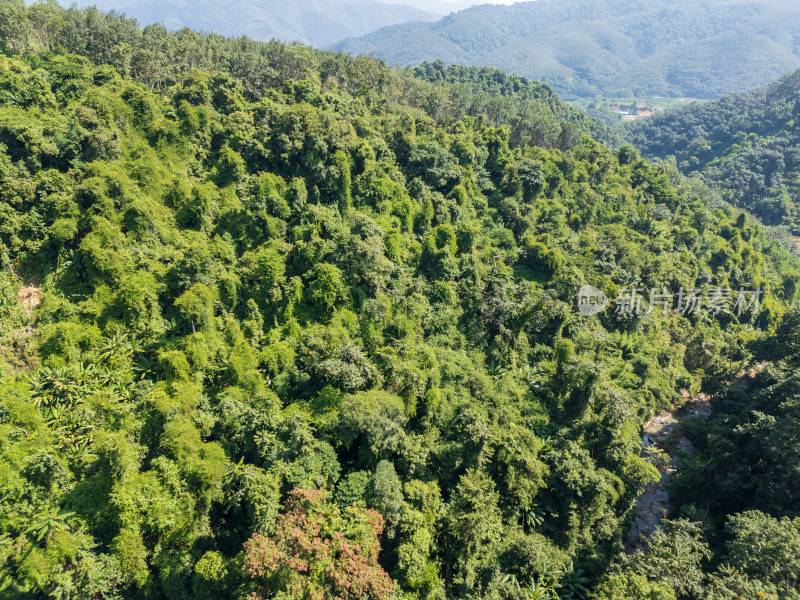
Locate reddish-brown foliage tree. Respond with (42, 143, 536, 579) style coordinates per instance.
(243, 488, 393, 600)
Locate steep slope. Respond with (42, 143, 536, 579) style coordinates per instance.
(332, 0, 800, 100)
(627, 69, 800, 233)
(1, 4, 800, 600)
(62, 0, 439, 47)
(3, 41, 797, 598)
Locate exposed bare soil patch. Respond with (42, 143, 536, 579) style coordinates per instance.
(17, 285, 41, 316)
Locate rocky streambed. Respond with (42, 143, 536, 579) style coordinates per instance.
(627, 393, 711, 550)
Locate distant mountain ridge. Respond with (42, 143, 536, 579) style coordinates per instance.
(62, 0, 439, 47)
(376, 0, 478, 15)
(332, 0, 800, 100)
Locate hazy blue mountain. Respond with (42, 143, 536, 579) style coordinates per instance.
(332, 0, 800, 100)
(376, 0, 478, 15)
(62, 0, 439, 47)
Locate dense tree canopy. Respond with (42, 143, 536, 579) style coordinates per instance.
(0, 0, 595, 149)
(0, 4, 799, 600)
(627, 69, 800, 233)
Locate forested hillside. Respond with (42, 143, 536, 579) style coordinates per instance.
(0, 0, 595, 146)
(332, 0, 800, 100)
(1, 3, 800, 600)
(627, 69, 800, 234)
(59, 0, 439, 48)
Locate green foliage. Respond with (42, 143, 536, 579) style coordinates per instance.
(672, 363, 800, 521)
(592, 572, 677, 600)
(0, 10, 797, 600)
(628, 69, 800, 233)
(332, 150, 353, 215)
(594, 520, 710, 599)
(723, 511, 800, 591)
(304, 263, 349, 323)
(776, 306, 800, 358)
